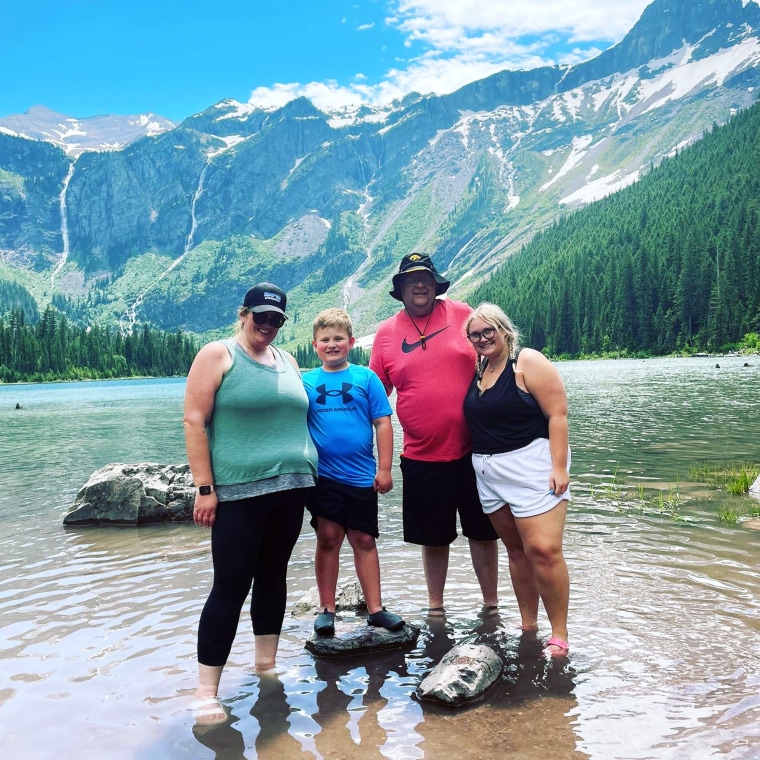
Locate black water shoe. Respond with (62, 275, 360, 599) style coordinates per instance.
(314, 609, 335, 636)
(367, 608, 405, 631)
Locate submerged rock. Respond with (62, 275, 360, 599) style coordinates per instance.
(63, 462, 194, 526)
(305, 621, 420, 658)
(417, 643, 502, 705)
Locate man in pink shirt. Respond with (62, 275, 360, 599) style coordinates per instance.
(369, 253, 499, 613)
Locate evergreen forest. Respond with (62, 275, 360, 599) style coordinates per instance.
(471, 100, 760, 357)
(3, 97, 760, 382)
(0, 300, 369, 382)
(0, 306, 199, 383)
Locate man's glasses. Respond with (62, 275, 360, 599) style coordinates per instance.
(402, 275, 436, 288)
(467, 326, 496, 343)
(252, 312, 286, 328)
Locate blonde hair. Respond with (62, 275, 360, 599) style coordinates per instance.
(465, 303, 521, 380)
(312, 307, 353, 339)
(235, 306, 249, 333)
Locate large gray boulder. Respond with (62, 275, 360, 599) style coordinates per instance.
(63, 462, 194, 526)
(417, 643, 502, 705)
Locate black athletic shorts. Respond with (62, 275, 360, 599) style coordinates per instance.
(306, 476, 379, 537)
(400, 454, 498, 546)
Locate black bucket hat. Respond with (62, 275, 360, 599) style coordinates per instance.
(389, 253, 450, 301)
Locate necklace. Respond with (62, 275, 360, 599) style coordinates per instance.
(487, 354, 508, 373)
(404, 303, 436, 349)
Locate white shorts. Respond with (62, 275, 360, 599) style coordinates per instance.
(472, 438, 571, 518)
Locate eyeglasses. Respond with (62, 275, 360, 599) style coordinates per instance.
(402, 275, 436, 288)
(252, 312, 286, 328)
(467, 326, 497, 343)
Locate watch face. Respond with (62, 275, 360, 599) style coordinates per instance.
(198, 485, 213, 495)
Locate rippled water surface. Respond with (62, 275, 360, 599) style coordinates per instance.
(1, 358, 758, 759)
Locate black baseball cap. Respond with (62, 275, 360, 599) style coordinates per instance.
(389, 253, 450, 301)
(243, 282, 288, 316)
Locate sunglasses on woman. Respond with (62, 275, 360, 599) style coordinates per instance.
(252, 312, 287, 328)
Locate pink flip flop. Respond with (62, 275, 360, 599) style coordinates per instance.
(544, 636, 569, 658)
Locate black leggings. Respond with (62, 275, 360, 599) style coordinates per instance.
(197, 489, 307, 667)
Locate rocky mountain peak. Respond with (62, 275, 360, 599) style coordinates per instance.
(1, 0, 759, 343)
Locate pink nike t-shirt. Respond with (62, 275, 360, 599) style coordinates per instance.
(369, 299, 476, 461)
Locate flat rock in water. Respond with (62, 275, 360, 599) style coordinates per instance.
(63, 462, 194, 526)
(305, 622, 420, 658)
(417, 643, 502, 705)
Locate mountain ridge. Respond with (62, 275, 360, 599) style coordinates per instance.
(0, 105, 175, 156)
(1, 0, 759, 347)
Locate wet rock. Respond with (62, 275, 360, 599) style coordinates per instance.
(63, 462, 194, 526)
(292, 581, 367, 617)
(305, 621, 420, 658)
(417, 643, 502, 705)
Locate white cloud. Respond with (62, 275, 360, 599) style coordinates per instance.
(247, 0, 653, 112)
(390, 0, 650, 46)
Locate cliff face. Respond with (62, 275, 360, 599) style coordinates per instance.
(0, 134, 70, 267)
(1, 0, 759, 342)
(65, 129, 226, 270)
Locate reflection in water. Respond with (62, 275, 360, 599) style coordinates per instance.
(1, 361, 759, 759)
(413, 611, 582, 759)
(192, 673, 305, 759)
(190, 618, 582, 760)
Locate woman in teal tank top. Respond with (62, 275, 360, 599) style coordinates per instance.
(183, 282, 317, 725)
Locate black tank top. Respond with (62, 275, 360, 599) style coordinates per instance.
(463, 356, 549, 454)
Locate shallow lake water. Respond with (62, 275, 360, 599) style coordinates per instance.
(0, 357, 758, 759)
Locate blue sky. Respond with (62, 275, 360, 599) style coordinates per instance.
(1, 0, 658, 122)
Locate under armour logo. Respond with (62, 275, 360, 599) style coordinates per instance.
(316, 383, 354, 405)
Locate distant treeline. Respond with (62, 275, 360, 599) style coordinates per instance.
(0, 306, 198, 383)
(471, 100, 760, 357)
(0, 302, 371, 382)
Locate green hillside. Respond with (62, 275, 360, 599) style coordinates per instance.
(471, 102, 760, 356)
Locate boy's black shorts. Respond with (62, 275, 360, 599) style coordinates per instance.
(400, 454, 498, 546)
(306, 476, 379, 537)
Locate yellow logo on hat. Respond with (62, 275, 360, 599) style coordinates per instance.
(409, 254, 421, 261)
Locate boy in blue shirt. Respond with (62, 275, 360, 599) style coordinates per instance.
(303, 308, 404, 635)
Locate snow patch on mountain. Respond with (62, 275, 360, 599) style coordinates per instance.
(638, 37, 760, 114)
(541, 135, 595, 191)
(560, 169, 641, 206)
(215, 100, 262, 120)
(0, 106, 174, 155)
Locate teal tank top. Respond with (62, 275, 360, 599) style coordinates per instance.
(208, 339, 318, 488)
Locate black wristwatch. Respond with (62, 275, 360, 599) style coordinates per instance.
(197, 484, 214, 496)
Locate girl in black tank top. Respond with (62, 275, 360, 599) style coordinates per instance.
(464, 352, 549, 454)
(463, 303, 572, 661)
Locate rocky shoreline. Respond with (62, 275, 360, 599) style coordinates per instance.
(64, 463, 760, 527)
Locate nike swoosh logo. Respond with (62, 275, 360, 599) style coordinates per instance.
(401, 326, 450, 353)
